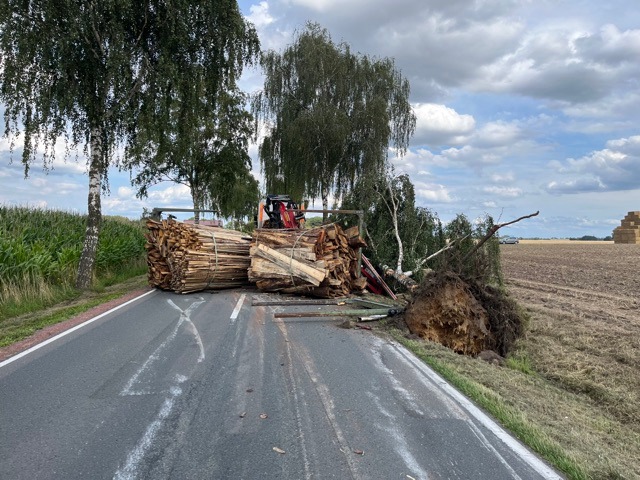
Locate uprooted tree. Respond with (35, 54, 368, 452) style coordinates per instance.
(340, 171, 538, 357)
(400, 211, 539, 357)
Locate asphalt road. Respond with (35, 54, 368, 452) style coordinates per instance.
(0, 289, 562, 479)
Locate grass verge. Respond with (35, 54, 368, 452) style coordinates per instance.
(0, 274, 148, 348)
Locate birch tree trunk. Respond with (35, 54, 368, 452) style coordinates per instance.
(192, 189, 202, 224)
(321, 183, 329, 222)
(383, 175, 404, 274)
(75, 127, 103, 289)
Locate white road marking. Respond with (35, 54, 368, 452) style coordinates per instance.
(113, 385, 183, 480)
(117, 299, 206, 478)
(370, 347, 426, 417)
(168, 298, 206, 363)
(367, 391, 431, 480)
(385, 339, 563, 480)
(274, 317, 357, 479)
(0, 290, 156, 369)
(121, 298, 205, 395)
(229, 293, 246, 322)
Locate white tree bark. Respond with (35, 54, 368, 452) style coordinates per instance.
(76, 127, 103, 289)
(381, 174, 404, 274)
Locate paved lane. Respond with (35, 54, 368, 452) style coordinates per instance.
(0, 289, 562, 479)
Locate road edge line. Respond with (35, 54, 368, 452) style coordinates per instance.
(0, 289, 157, 369)
(389, 341, 563, 480)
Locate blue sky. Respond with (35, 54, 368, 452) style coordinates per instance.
(2, 0, 640, 238)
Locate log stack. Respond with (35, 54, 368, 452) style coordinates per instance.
(145, 218, 252, 293)
(249, 224, 367, 298)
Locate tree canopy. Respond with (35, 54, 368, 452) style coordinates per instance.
(0, 0, 259, 288)
(253, 22, 416, 214)
(129, 87, 259, 223)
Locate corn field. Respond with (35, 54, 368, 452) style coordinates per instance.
(0, 206, 146, 310)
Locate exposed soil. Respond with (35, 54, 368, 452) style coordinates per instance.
(404, 273, 492, 355)
(500, 242, 640, 426)
(403, 271, 524, 357)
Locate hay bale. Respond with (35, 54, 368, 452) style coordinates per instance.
(613, 211, 640, 244)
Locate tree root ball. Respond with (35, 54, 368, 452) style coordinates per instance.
(403, 272, 524, 357)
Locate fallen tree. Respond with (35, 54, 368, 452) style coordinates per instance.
(395, 211, 539, 357)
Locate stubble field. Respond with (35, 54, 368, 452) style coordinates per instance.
(500, 242, 640, 479)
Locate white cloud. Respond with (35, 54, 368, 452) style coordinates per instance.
(482, 186, 523, 198)
(412, 103, 475, 147)
(490, 172, 515, 183)
(414, 181, 453, 203)
(246, 1, 275, 28)
(546, 135, 640, 193)
(147, 184, 192, 205)
(473, 121, 524, 148)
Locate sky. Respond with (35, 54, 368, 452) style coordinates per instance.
(2, 0, 640, 238)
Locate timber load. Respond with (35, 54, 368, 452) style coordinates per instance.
(249, 224, 368, 298)
(145, 218, 252, 293)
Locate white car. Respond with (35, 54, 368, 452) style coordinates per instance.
(500, 237, 519, 244)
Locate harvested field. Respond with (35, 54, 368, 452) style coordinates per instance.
(501, 242, 640, 479)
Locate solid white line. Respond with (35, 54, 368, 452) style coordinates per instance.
(229, 293, 246, 322)
(387, 341, 563, 480)
(0, 289, 156, 369)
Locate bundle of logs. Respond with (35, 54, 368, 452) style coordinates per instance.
(145, 218, 252, 293)
(249, 224, 368, 298)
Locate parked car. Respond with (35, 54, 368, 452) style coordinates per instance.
(500, 236, 519, 244)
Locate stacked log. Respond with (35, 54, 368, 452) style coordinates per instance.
(613, 211, 640, 244)
(249, 224, 367, 298)
(145, 218, 252, 293)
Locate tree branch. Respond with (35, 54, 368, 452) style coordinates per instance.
(462, 211, 539, 263)
(415, 233, 471, 268)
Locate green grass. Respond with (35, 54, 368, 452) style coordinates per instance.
(0, 206, 148, 345)
(0, 274, 148, 347)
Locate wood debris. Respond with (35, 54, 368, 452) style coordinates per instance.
(249, 224, 367, 298)
(145, 218, 252, 293)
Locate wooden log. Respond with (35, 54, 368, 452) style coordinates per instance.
(250, 224, 366, 298)
(145, 218, 252, 293)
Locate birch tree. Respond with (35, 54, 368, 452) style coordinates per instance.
(0, 0, 258, 288)
(129, 88, 259, 223)
(253, 22, 415, 219)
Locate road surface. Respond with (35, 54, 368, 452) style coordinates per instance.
(0, 289, 562, 479)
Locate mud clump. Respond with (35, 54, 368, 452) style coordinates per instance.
(403, 272, 524, 357)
